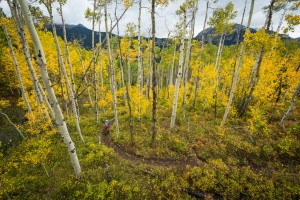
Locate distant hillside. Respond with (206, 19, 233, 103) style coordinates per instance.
(44, 23, 298, 49)
(194, 23, 297, 45)
(44, 24, 169, 49)
(44, 24, 109, 49)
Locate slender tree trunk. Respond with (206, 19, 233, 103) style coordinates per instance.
(17, 0, 81, 179)
(0, 110, 25, 139)
(239, 0, 276, 117)
(3, 25, 32, 113)
(151, 0, 157, 146)
(183, 0, 197, 118)
(193, 0, 209, 108)
(146, 37, 152, 99)
(137, 0, 143, 120)
(221, 0, 253, 127)
(170, 3, 187, 129)
(280, 82, 300, 130)
(104, 0, 120, 137)
(58, 2, 80, 119)
(98, 14, 105, 113)
(168, 46, 176, 99)
(76, 48, 93, 104)
(92, 0, 100, 124)
(127, 58, 131, 88)
(8, 0, 43, 106)
(46, 4, 85, 144)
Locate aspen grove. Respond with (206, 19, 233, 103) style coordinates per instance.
(0, 0, 300, 199)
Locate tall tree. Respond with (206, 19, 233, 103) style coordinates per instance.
(104, 0, 120, 137)
(2, 24, 32, 113)
(239, 0, 277, 117)
(42, 0, 85, 144)
(170, 2, 188, 129)
(221, 0, 254, 127)
(17, 0, 81, 179)
(151, 0, 157, 146)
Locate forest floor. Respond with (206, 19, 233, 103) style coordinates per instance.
(100, 128, 202, 169)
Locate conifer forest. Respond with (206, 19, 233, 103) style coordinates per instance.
(0, 0, 300, 199)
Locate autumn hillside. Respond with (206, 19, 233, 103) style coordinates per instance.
(1, 0, 300, 199)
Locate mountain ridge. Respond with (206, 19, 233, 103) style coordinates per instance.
(44, 23, 299, 49)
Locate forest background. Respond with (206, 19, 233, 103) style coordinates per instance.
(0, 0, 300, 199)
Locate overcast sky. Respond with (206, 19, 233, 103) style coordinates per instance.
(1, 0, 300, 38)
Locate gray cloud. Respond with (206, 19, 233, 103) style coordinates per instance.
(1, 0, 299, 38)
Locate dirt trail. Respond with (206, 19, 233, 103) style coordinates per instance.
(101, 130, 202, 169)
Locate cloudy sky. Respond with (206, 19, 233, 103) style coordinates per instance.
(1, 0, 300, 38)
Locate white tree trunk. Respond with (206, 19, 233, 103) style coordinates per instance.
(193, 0, 209, 107)
(104, 0, 120, 137)
(58, 2, 80, 119)
(98, 15, 105, 113)
(17, 0, 81, 179)
(137, 0, 143, 120)
(170, 2, 187, 129)
(221, 0, 254, 127)
(9, 0, 43, 106)
(46, 4, 85, 144)
(92, 0, 100, 124)
(76, 48, 93, 104)
(3, 25, 32, 113)
(183, 0, 197, 118)
(0, 110, 25, 139)
(280, 82, 300, 130)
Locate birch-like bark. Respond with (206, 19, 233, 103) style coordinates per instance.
(58, 2, 79, 118)
(46, 4, 85, 144)
(92, 0, 100, 124)
(104, 0, 120, 137)
(170, 3, 187, 129)
(8, 0, 43, 105)
(3, 25, 32, 113)
(151, 0, 157, 146)
(268, 3, 287, 59)
(239, 0, 276, 117)
(0, 110, 25, 139)
(127, 58, 131, 88)
(146, 37, 151, 99)
(183, 0, 197, 118)
(76, 48, 93, 104)
(17, 0, 81, 179)
(193, 0, 209, 108)
(221, 0, 253, 127)
(280, 82, 300, 130)
(168, 46, 176, 99)
(98, 12, 105, 113)
(137, 0, 143, 120)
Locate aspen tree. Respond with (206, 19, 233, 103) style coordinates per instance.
(137, 0, 143, 120)
(3, 25, 32, 113)
(239, 0, 276, 117)
(17, 0, 81, 179)
(43, 1, 85, 144)
(92, 0, 100, 123)
(221, 0, 254, 127)
(76, 46, 93, 104)
(170, 2, 188, 129)
(280, 82, 300, 130)
(193, 0, 209, 108)
(57, 0, 80, 117)
(151, 0, 157, 146)
(208, 2, 236, 117)
(183, 0, 198, 118)
(98, 8, 105, 113)
(104, 0, 120, 137)
(7, 0, 43, 106)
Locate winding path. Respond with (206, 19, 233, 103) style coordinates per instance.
(101, 130, 202, 169)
